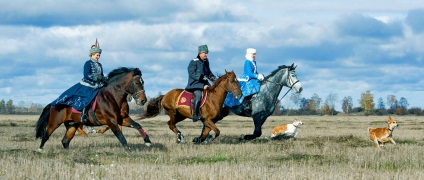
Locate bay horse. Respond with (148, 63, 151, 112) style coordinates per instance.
(35, 67, 151, 151)
(142, 70, 242, 144)
(219, 63, 303, 140)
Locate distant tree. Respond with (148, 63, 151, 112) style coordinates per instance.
(0, 99, 5, 113)
(309, 93, 321, 114)
(272, 103, 282, 115)
(29, 103, 44, 113)
(377, 97, 385, 110)
(326, 92, 338, 110)
(6, 99, 14, 114)
(408, 107, 422, 116)
(341, 96, 353, 114)
(393, 97, 410, 116)
(375, 97, 387, 115)
(287, 92, 301, 110)
(359, 90, 374, 115)
(398, 97, 409, 109)
(386, 95, 398, 114)
(322, 103, 331, 115)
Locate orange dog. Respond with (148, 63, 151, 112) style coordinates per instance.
(271, 119, 303, 139)
(368, 116, 399, 149)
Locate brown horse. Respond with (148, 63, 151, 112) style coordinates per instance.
(142, 70, 242, 144)
(35, 67, 151, 151)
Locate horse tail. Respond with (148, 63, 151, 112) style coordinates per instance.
(140, 95, 164, 119)
(35, 104, 51, 139)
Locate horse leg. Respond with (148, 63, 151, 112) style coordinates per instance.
(76, 124, 88, 137)
(107, 123, 130, 150)
(39, 118, 64, 150)
(242, 115, 266, 140)
(124, 118, 152, 147)
(62, 121, 79, 149)
(167, 113, 186, 143)
(97, 125, 111, 134)
(197, 120, 220, 144)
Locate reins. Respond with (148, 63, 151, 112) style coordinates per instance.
(263, 68, 300, 105)
(112, 74, 145, 100)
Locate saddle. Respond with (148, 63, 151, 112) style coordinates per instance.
(176, 90, 208, 112)
(71, 97, 98, 114)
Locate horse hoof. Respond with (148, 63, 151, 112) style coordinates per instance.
(177, 133, 187, 144)
(240, 134, 245, 140)
(36, 148, 43, 153)
(145, 143, 152, 147)
(192, 137, 201, 144)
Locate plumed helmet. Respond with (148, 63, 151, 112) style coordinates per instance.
(89, 38, 102, 56)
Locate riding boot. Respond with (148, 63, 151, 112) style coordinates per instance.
(81, 107, 89, 123)
(192, 100, 201, 122)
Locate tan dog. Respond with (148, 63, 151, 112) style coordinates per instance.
(271, 119, 303, 139)
(368, 116, 399, 149)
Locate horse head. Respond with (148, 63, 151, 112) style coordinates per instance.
(223, 70, 242, 99)
(130, 68, 147, 105)
(107, 67, 147, 106)
(286, 63, 302, 93)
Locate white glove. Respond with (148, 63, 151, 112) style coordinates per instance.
(257, 74, 264, 81)
(203, 85, 209, 89)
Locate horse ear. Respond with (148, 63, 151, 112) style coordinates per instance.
(225, 69, 228, 73)
(291, 63, 297, 70)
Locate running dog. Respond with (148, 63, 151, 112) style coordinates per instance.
(368, 116, 399, 149)
(271, 119, 303, 140)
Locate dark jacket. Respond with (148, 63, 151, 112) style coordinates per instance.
(185, 57, 216, 90)
(81, 59, 105, 88)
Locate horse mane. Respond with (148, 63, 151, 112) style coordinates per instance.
(208, 73, 227, 93)
(107, 67, 141, 83)
(262, 65, 289, 82)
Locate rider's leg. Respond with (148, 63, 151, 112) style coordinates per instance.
(81, 106, 89, 123)
(192, 90, 202, 122)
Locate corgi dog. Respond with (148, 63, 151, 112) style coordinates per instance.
(368, 116, 399, 149)
(271, 119, 303, 139)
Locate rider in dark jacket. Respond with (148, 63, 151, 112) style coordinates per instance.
(185, 44, 216, 122)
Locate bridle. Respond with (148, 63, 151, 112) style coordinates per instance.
(264, 67, 299, 104)
(114, 75, 146, 100)
(219, 75, 240, 95)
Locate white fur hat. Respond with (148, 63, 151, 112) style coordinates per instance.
(246, 48, 256, 54)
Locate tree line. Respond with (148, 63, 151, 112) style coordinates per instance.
(278, 90, 422, 116)
(1, 90, 422, 116)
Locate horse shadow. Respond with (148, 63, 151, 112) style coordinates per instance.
(215, 135, 270, 144)
(130, 143, 168, 152)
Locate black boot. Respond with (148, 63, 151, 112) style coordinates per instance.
(81, 107, 89, 123)
(192, 100, 201, 122)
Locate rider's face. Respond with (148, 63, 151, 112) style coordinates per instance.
(199, 52, 208, 60)
(91, 53, 101, 61)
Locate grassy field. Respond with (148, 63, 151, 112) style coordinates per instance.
(0, 114, 423, 180)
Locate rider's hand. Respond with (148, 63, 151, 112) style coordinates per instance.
(258, 74, 264, 81)
(203, 85, 209, 89)
(202, 75, 209, 81)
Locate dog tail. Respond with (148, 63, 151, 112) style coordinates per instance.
(367, 127, 373, 133)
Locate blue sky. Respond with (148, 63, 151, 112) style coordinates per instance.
(1, 0, 424, 111)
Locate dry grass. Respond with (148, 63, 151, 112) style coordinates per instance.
(0, 115, 423, 180)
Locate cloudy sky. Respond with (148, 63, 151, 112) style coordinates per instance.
(1, 0, 424, 111)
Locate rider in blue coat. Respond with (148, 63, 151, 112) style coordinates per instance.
(185, 44, 216, 122)
(224, 48, 264, 107)
(51, 39, 107, 123)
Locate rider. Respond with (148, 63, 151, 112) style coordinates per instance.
(224, 48, 264, 107)
(185, 44, 216, 122)
(51, 39, 107, 123)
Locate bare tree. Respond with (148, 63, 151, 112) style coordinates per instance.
(341, 96, 353, 114)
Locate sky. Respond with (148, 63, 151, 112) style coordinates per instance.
(1, 0, 424, 111)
